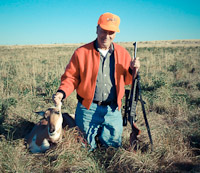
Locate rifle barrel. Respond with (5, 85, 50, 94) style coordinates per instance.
(133, 42, 137, 59)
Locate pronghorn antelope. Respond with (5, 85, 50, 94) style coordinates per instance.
(25, 104, 76, 153)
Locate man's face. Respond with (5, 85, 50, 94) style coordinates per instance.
(96, 26, 116, 50)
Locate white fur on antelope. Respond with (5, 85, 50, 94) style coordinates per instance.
(25, 104, 76, 153)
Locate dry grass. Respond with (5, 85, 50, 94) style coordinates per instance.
(0, 40, 200, 172)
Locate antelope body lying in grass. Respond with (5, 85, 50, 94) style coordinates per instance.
(25, 104, 75, 153)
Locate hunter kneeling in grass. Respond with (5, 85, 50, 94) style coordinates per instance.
(53, 12, 140, 151)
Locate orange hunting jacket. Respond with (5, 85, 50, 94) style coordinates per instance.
(58, 40, 134, 110)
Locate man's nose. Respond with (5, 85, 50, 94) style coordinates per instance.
(104, 32, 111, 39)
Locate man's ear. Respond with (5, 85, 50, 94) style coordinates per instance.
(96, 25, 99, 34)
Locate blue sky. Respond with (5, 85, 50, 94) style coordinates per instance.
(0, 0, 200, 45)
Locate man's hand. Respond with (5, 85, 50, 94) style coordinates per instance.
(52, 92, 64, 106)
(130, 57, 140, 72)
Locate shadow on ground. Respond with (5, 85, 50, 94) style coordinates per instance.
(0, 117, 35, 140)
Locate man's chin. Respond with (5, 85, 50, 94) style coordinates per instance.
(101, 42, 110, 48)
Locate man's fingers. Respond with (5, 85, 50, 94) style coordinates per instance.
(52, 93, 63, 106)
(130, 57, 140, 69)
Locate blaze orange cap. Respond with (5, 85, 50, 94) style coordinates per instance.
(98, 12, 120, 32)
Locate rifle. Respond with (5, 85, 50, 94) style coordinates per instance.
(123, 42, 153, 151)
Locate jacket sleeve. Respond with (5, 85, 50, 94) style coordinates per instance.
(124, 50, 133, 85)
(58, 50, 80, 99)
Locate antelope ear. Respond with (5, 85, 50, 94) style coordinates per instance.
(35, 111, 45, 116)
(44, 110, 51, 119)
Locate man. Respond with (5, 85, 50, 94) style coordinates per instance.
(53, 12, 140, 150)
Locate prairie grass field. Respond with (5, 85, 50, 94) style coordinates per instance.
(0, 40, 200, 172)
